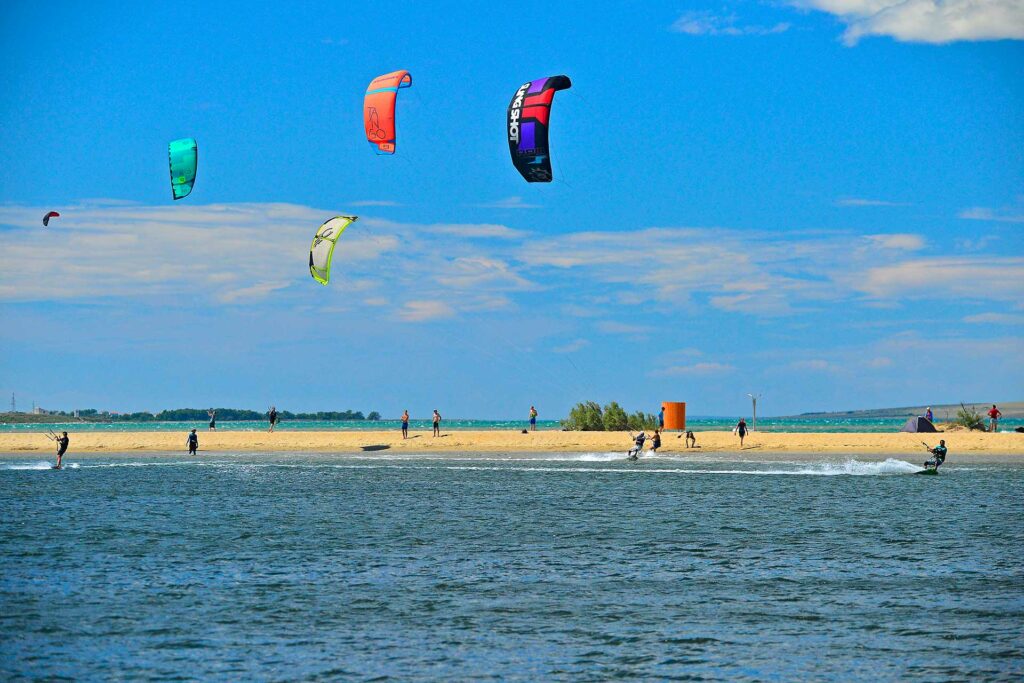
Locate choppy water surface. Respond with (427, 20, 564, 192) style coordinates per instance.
(2, 453, 1022, 681)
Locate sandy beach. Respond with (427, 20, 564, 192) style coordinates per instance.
(1, 428, 1020, 456)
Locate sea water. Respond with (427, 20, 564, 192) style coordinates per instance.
(1, 453, 1021, 680)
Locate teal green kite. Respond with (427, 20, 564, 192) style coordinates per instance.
(168, 138, 198, 200)
(309, 216, 358, 285)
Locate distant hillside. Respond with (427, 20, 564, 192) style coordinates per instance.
(786, 402, 1024, 420)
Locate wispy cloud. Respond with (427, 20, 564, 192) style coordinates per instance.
(553, 339, 590, 353)
(836, 197, 909, 207)
(670, 11, 791, 36)
(427, 223, 527, 239)
(472, 197, 541, 210)
(963, 312, 1024, 325)
(596, 321, 647, 335)
(654, 362, 736, 377)
(797, 0, 1024, 45)
(865, 234, 925, 251)
(349, 200, 400, 207)
(397, 300, 454, 322)
(854, 258, 1024, 301)
(958, 206, 1024, 224)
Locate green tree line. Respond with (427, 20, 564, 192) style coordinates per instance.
(562, 401, 658, 431)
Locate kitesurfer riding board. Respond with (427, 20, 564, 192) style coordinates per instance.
(627, 431, 646, 460)
(919, 439, 947, 474)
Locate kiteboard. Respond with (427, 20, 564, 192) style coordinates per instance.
(51, 465, 62, 470)
(916, 468, 938, 476)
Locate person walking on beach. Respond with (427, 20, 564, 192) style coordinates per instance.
(685, 431, 697, 448)
(401, 410, 409, 439)
(50, 431, 69, 469)
(924, 439, 947, 470)
(735, 418, 748, 448)
(529, 406, 538, 432)
(650, 429, 661, 453)
(432, 409, 441, 437)
(187, 429, 199, 456)
(988, 404, 1001, 432)
(208, 408, 217, 431)
(925, 406, 933, 423)
(268, 406, 279, 433)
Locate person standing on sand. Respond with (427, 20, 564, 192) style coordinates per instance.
(658, 406, 665, 430)
(401, 410, 409, 439)
(529, 406, 538, 431)
(208, 408, 217, 431)
(735, 418, 748, 447)
(50, 431, 69, 469)
(988, 405, 1001, 432)
(432, 409, 441, 437)
(650, 429, 661, 453)
(268, 406, 279, 433)
(685, 431, 697, 448)
(187, 429, 199, 456)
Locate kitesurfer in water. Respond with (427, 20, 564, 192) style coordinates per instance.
(401, 410, 409, 439)
(268, 406, 278, 433)
(187, 429, 199, 456)
(208, 408, 217, 431)
(51, 431, 69, 469)
(432, 410, 441, 437)
(924, 440, 947, 470)
(628, 430, 646, 459)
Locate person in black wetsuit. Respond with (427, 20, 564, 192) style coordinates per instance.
(735, 418, 748, 448)
(52, 431, 69, 469)
(268, 406, 278, 433)
(208, 409, 217, 431)
(924, 439, 947, 470)
(187, 429, 199, 456)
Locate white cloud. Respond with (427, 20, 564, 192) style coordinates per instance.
(865, 233, 925, 250)
(349, 200, 400, 207)
(836, 197, 909, 207)
(553, 339, 590, 353)
(436, 257, 535, 292)
(655, 362, 736, 376)
(397, 300, 454, 322)
(958, 206, 1024, 224)
(671, 11, 791, 36)
(963, 312, 1024, 325)
(426, 223, 528, 239)
(472, 196, 541, 210)
(799, 0, 1024, 45)
(596, 321, 647, 335)
(790, 358, 839, 372)
(855, 258, 1024, 300)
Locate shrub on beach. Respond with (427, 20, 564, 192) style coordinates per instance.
(954, 404, 985, 431)
(562, 401, 660, 431)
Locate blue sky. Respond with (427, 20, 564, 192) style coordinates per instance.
(1, 0, 1022, 418)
